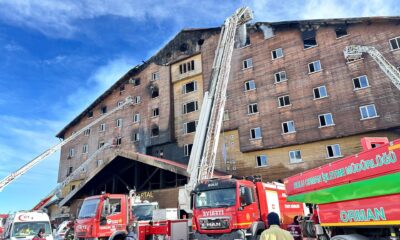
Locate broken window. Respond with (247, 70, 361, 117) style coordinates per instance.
(353, 75, 369, 90)
(132, 131, 140, 142)
(182, 81, 197, 94)
(179, 60, 195, 74)
(87, 111, 93, 118)
(250, 127, 262, 139)
(282, 121, 295, 133)
(115, 137, 122, 145)
(151, 126, 159, 137)
(302, 30, 317, 49)
(247, 103, 258, 114)
(184, 144, 193, 156)
(335, 27, 348, 38)
(119, 85, 125, 92)
(152, 107, 159, 117)
(67, 167, 73, 177)
(130, 78, 141, 86)
(151, 86, 159, 98)
(271, 48, 284, 59)
(319, 113, 334, 127)
(278, 95, 291, 107)
(98, 141, 105, 149)
(184, 121, 197, 134)
(101, 106, 107, 114)
(274, 71, 287, 83)
(308, 60, 322, 73)
(183, 101, 198, 114)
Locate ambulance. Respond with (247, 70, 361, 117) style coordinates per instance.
(2, 211, 53, 240)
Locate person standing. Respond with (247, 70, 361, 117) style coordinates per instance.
(287, 216, 302, 240)
(260, 212, 294, 240)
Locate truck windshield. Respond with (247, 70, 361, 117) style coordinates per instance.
(78, 198, 100, 219)
(12, 222, 51, 237)
(195, 188, 236, 209)
(132, 205, 157, 221)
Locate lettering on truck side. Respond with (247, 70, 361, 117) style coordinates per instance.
(340, 207, 387, 223)
(293, 150, 397, 189)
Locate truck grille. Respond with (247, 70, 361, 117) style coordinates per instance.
(199, 217, 230, 230)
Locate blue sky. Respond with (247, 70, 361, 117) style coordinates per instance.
(0, 0, 399, 213)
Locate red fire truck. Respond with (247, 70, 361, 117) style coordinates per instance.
(75, 192, 187, 240)
(191, 176, 305, 239)
(285, 137, 400, 239)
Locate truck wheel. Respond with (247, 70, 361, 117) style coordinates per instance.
(331, 234, 369, 240)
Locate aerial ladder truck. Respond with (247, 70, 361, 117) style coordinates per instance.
(282, 46, 400, 240)
(0, 96, 135, 193)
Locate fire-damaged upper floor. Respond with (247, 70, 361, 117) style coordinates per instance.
(56, 16, 400, 183)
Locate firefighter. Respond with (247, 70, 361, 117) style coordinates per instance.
(260, 212, 294, 240)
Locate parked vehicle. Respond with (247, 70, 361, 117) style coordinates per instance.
(285, 137, 400, 239)
(54, 220, 73, 240)
(0, 214, 8, 238)
(2, 211, 53, 240)
(191, 176, 306, 239)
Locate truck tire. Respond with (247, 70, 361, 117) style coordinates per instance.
(331, 234, 369, 240)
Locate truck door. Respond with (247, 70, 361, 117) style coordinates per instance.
(101, 198, 124, 234)
(238, 185, 260, 225)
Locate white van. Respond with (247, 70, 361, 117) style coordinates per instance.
(2, 211, 53, 240)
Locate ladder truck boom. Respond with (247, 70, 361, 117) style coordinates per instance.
(180, 7, 253, 211)
(344, 45, 400, 90)
(0, 96, 134, 192)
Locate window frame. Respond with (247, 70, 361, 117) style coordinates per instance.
(184, 121, 197, 134)
(319, 113, 335, 127)
(247, 103, 259, 115)
(278, 95, 291, 107)
(182, 81, 198, 94)
(183, 101, 199, 114)
(359, 104, 378, 120)
(313, 85, 328, 99)
(389, 36, 400, 51)
(308, 60, 322, 73)
(326, 144, 342, 159)
(133, 96, 141, 104)
(84, 128, 91, 136)
(244, 80, 256, 91)
(352, 75, 370, 90)
(133, 113, 140, 123)
(99, 123, 106, 132)
(132, 132, 140, 142)
(271, 48, 284, 60)
(116, 118, 123, 128)
(152, 72, 160, 81)
(274, 71, 287, 83)
(289, 150, 303, 164)
(243, 58, 253, 69)
(282, 120, 296, 134)
(68, 148, 75, 158)
(250, 127, 262, 140)
(82, 144, 88, 154)
(152, 107, 160, 118)
(255, 155, 268, 167)
(184, 144, 193, 157)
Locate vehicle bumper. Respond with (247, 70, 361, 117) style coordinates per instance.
(191, 229, 246, 240)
